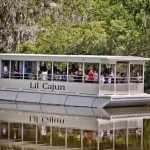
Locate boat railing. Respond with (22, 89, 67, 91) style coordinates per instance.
(100, 82, 144, 95)
(1, 72, 144, 95)
(1, 72, 143, 83)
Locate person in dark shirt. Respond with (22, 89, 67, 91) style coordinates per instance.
(40, 63, 47, 72)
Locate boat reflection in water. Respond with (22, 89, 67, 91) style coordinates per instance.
(0, 101, 149, 150)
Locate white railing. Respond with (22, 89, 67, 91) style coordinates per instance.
(1, 72, 144, 95)
(99, 83, 144, 95)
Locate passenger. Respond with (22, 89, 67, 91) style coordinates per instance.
(54, 71, 62, 81)
(68, 72, 74, 82)
(61, 72, 67, 81)
(120, 73, 127, 83)
(88, 69, 94, 83)
(38, 70, 42, 80)
(74, 71, 79, 82)
(24, 63, 29, 79)
(78, 65, 82, 71)
(110, 68, 115, 77)
(28, 69, 33, 79)
(3, 63, 9, 78)
(48, 68, 52, 80)
(41, 71, 48, 81)
(110, 69, 115, 83)
(19, 62, 23, 74)
(33, 71, 37, 80)
(14, 67, 19, 78)
(40, 62, 47, 72)
(108, 74, 112, 83)
(136, 72, 142, 83)
(104, 74, 109, 83)
(99, 74, 105, 83)
(84, 65, 90, 75)
(103, 65, 109, 74)
(94, 70, 98, 83)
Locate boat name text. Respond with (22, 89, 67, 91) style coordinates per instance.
(30, 82, 65, 91)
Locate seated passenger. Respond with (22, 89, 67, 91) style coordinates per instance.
(84, 65, 90, 75)
(24, 63, 29, 79)
(74, 71, 80, 82)
(120, 73, 127, 83)
(54, 71, 62, 81)
(61, 72, 67, 81)
(108, 74, 112, 83)
(48, 68, 52, 80)
(38, 70, 42, 80)
(136, 72, 142, 83)
(3, 63, 9, 78)
(41, 71, 48, 80)
(14, 67, 19, 78)
(28, 69, 34, 80)
(68, 72, 74, 82)
(103, 65, 109, 74)
(40, 62, 47, 72)
(88, 69, 94, 83)
(99, 74, 105, 83)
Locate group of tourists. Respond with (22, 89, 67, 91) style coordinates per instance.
(3, 62, 142, 83)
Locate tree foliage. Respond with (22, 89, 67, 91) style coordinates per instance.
(18, 0, 150, 57)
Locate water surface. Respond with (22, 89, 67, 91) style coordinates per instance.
(0, 102, 149, 150)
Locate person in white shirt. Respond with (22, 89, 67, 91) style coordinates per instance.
(3, 63, 9, 78)
(99, 74, 105, 83)
(108, 74, 112, 83)
(41, 71, 48, 80)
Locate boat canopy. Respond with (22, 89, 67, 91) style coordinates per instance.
(0, 53, 149, 63)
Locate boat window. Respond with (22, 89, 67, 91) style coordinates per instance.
(23, 124, 36, 142)
(37, 125, 50, 145)
(1, 60, 10, 78)
(0, 122, 8, 139)
(84, 63, 99, 83)
(10, 123, 22, 141)
(38, 61, 52, 81)
(24, 61, 37, 80)
(100, 64, 116, 84)
(67, 128, 81, 148)
(115, 128, 127, 149)
(116, 63, 128, 84)
(130, 64, 143, 83)
(69, 62, 83, 82)
(11, 61, 23, 79)
(53, 62, 67, 82)
(83, 130, 97, 149)
(52, 127, 65, 146)
(10, 61, 37, 80)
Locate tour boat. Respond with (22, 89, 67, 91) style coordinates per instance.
(0, 53, 150, 107)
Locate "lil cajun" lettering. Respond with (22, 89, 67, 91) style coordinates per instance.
(30, 82, 65, 91)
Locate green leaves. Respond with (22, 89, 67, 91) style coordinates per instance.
(17, 0, 150, 58)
